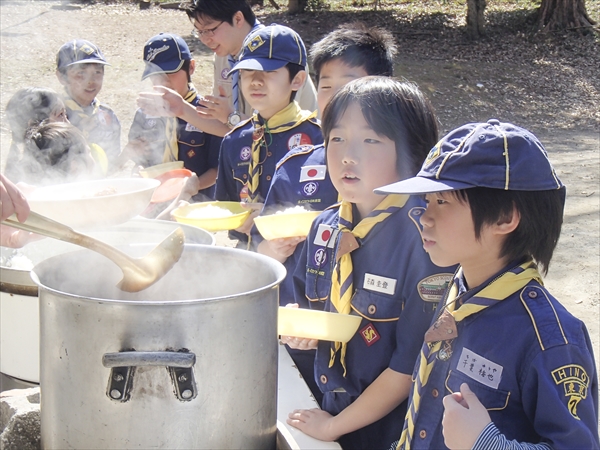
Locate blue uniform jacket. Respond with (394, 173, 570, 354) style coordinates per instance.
(409, 266, 599, 449)
(215, 115, 323, 243)
(128, 93, 222, 200)
(252, 143, 338, 305)
(292, 198, 455, 449)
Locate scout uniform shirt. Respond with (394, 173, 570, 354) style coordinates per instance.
(215, 102, 323, 244)
(251, 143, 338, 305)
(292, 196, 455, 449)
(63, 95, 121, 168)
(128, 84, 222, 199)
(401, 260, 599, 450)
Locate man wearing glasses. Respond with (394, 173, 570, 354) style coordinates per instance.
(185, 0, 318, 129)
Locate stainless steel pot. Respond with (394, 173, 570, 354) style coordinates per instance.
(0, 218, 214, 384)
(32, 244, 285, 449)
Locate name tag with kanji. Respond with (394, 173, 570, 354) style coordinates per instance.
(185, 122, 200, 132)
(363, 273, 396, 295)
(456, 347, 503, 389)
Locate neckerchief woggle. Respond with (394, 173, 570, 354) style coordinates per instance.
(246, 101, 317, 203)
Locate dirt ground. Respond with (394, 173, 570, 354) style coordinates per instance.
(0, 1, 598, 373)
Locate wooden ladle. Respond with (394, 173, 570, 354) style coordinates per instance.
(2, 211, 185, 292)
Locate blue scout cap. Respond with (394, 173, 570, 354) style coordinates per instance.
(142, 33, 192, 80)
(375, 119, 564, 195)
(56, 39, 109, 70)
(229, 24, 307, 74)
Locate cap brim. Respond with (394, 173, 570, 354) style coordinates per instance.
(141, 60, 185, 80)
(66, 59, 110, 67)
(229, 58, 287, 75)
(374, 177, 475, 195)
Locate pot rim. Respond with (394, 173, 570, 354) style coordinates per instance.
(31, 245, 286, 305)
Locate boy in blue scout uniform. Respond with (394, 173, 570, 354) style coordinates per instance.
(285, 77, 456, 450)
(214, 24, 323, 247)
(126, 33, 222, 201)
(56, 39, 121, 174)
(375, 120, 599, 450)
(254, 23, 398, 406)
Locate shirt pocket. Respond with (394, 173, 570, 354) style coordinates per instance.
(445, 369, 510, 411)
(305, 267, 331, 303)
(351, 288, 402, 322)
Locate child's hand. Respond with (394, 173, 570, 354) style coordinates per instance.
(234, 202, 263, 235)
(197, 86, 232, 124)
(257, 236, 305, 262)
(442, 383, 492, 450)
(137, 86, 184, 118)
(287, 408, 341, 441)
(280, 303, 318, 350)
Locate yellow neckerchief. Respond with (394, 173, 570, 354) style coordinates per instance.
(246, 101, 317, 202)
(398, 259, 543, 449)
(63, 96, 100, 121)
(162, 83, 198, 163)
(329, 194, 409, 376)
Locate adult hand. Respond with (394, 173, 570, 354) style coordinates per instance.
(137, 86, 184, 118)
(234, 202, 263, 235)
(287, 408, 340, 442)
(197, 86, 232, 124)
(1, 173, 30, 222)
(442, 383, 492, 450)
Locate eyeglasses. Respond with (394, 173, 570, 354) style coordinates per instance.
(192, 21, 224, 38)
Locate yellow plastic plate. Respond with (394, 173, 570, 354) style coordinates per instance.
(278, 307, 362, 343)
(254, 210, 321, 240)
(172, 201, 250, 232)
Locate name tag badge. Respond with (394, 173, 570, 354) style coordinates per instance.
(313, 224, 338, 248)
(185, 122, 200, 133)
(300, 165, 327, 182)
(456, 347, 503, 389)
(363, 273, 396, 295)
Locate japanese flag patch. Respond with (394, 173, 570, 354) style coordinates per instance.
(300, 165, 326, 182)
(313, 224, 339, 248)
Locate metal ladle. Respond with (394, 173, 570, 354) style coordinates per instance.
(2, 211, 185, 292)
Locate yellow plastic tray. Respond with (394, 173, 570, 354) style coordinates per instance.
(278, 307, 362, 342)
(254, 210, 321, 240)
(173, 201, 250, 232)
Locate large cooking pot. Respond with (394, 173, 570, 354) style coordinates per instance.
(0, 218, 214, 384)
(32, 244, 285, 449)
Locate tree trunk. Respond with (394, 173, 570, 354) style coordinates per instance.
(466, 0, 487, 39)
(538, 0, 596, 33)
(288, 0, 308, 14)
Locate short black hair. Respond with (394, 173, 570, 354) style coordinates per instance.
(310, 22, 397, 84)
(184, 0, 255, 26)
(286, 62, 305, 102)
(452, 187, 565, 275)
(321, 76, 439, 179)
(181, 59, 192, 82)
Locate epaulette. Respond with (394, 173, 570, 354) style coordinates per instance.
(275, 144, 317, 170)
(520, 284, 569, 351)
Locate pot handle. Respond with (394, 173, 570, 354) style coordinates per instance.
(102, 351, 197, 402)
(102, 351, 195, 368)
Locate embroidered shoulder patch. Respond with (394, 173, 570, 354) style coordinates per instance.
(418, 273, 453, 302)
(551, 365, 590, 420)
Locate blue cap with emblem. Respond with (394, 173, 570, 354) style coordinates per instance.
(142, 33, 192, 80)
(375, 119, 564, 195)
(229, 24, 307, 74)
(56, 39, 109, 70)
